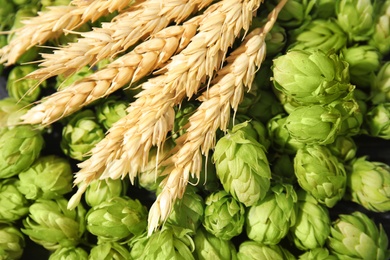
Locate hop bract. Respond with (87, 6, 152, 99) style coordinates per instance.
(0, 224, 25, 260)
(0, 125, 44, 179)
(202, 190, 245, 241)
(294, 145, 347, 207)
(18, 155, 73, 200)
(246, 184, 297, 245)
(327, 211, 390, 259)
(22, 198, 86, 250)
(272, 49, 352, 106)
(213, 122, 271, 207)
(193, 227, 238, 260)
(347, 157, 390, 212)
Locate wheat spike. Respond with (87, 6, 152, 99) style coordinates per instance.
(148, 0, 287, 235)
(68, 0, 263, 210)
(26, 0, 214, 81)
(0, 0, 134, 65)
(21, 16, 201, 126)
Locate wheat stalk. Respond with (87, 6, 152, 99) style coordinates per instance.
(68, 0, 263, 210)
(0, 0, 134, 65)
(25, 0, 214, 81)
(148, 0, 287, 235)
(21, 16, 201, 126)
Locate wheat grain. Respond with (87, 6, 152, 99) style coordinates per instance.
(68, 0, 263, 210)
(21, 17, 201, 126)
(26, 0, 214, 81)
(148, 0, 287, 235)
(0, 0, 134, 65)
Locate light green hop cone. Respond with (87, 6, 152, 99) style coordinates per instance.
(0, 97, 30, 128)
(49, 246, 88, 260)
(0, 125, 44, 179)
(346, 157, 390, 212)
(298, 248, 337, 260)
(237, 241, 295, 260)
(95, 96, 128, 131)
(17, 155, 73, 200)
(371, 61, 390, 104)
(288, 190, 331, 250)
(22, 198, 87, 251)
(327, 211, 390, 260)
(0, 224, 25, 260)
(85, 178, 128, 208)
(89, 242, 131, 260)
(369, 1, 390, 56)
(326, 135, 357, 162)
(202, 190, 245, 241)
(193, 227, 238, 260)
(213, 121, 271, 207)
(294, 145, 347, 208)
(246, 184, 297, 245)
(365, 103, 390, 140)
(0, 179, 29, 223)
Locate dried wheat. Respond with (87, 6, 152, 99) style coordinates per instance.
(148, 0, 287, 234)
(68, 0, 263, 210)
(26, 0, 214, 81)
(21, 16, 201, 125)
(0, 0, 134, 65)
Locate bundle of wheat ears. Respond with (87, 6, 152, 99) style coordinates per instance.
(1, 0, 287, 234)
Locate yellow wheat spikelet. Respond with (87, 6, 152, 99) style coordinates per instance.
(0, 0, 134, 65)
(25, 0, 214, 81)
(148, 0, 287, 234)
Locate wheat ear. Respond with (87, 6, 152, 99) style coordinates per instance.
(21, 17, 201, 126)
(67, 0, 263, 210)
(0, 0, 134, 65)
(26, 0, 214, 81)
(148, 0, 287, 235)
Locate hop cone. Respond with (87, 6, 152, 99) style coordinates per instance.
(371, 61, 390, 104)
(369, 1, 390, 55)
(326, 135, 357, 162)
(49, 246, 88, 260)
(237, 241, 295, 260)
(365, 103, 390, 140)
(213, 122, 271, 207)
(55, 66, 93, 90)
(0, 224, 25, 260)
(202, 190, 245, 241)
(298, 248, 337, 260)
(327, 211, 390, 259)
(18, 155, 73, 200)
(22, 198, 86, 250)
(346, 157, 390, 212)
(0, 179, 29, 223)
(0, 97, 29, 128)
(247, 90, 284, 124)
(294, 145, 347, 207)
(0, 125, 44, 179)
(172, 102, 197, 140)
(60, 109, 105, 161)
(85, 178, 128, 208)
(272, 49, 352, 106)
(88, 242, 131, 260)
(95, 96, 128, 131)
(246, 184, 297, 245)
(86, 196, 147, 243)
(193, 227, 238, 260)
(288, 190, 331, 250)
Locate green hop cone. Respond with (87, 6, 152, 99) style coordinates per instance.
(288, 19, 347, 53)
(237, 241, 295, 260)
(311, 0, 336, 19)
(0, 224, 25, 260)
(88, 242, 131, 260)
(22, 198, 86, 250)
(264, 21, 287, 57)
(95, 96, 128, 131)
(298, 248, 337, 260)
(0, 125, 44, 179)
(336, 0, 376, 42)
(371, 61, 390, 104)
(284, 104, 343, 145)
(247, 90, 284, 124)
(246, 184, 297, 245)
(85, 178, 128, 208)
(0, 179, 29, 223)
(49, 246, 88, 260)
(369, 1, 390, 56)
(0, 97, 30, 128)
(346, 157, 390, 212)
(86, 196, 147, 243)
(6, 65, 46, 103)
(267, 113, 305, 155)
(288, 190, 331, 250)
(202, 190, 245, 241)
(130, 225, 195, 260)
(327, 211, 390, 260)
(326, 135, 357, 162)
(55, 66, 93, 90)
(60, 109, 105, 161)
(270, 154, 297, 185)
(294, 145, 347, 208)
(193, 227, 238, 260)
(365, 103, 390, 140)
(213, 121, 271, 207)
(167, 186, 204, 233)
(172, 102, 197, 140)
(272, 49, 352, 105)
(341, 45, 382, 89)
(18, 155, 73, 200)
